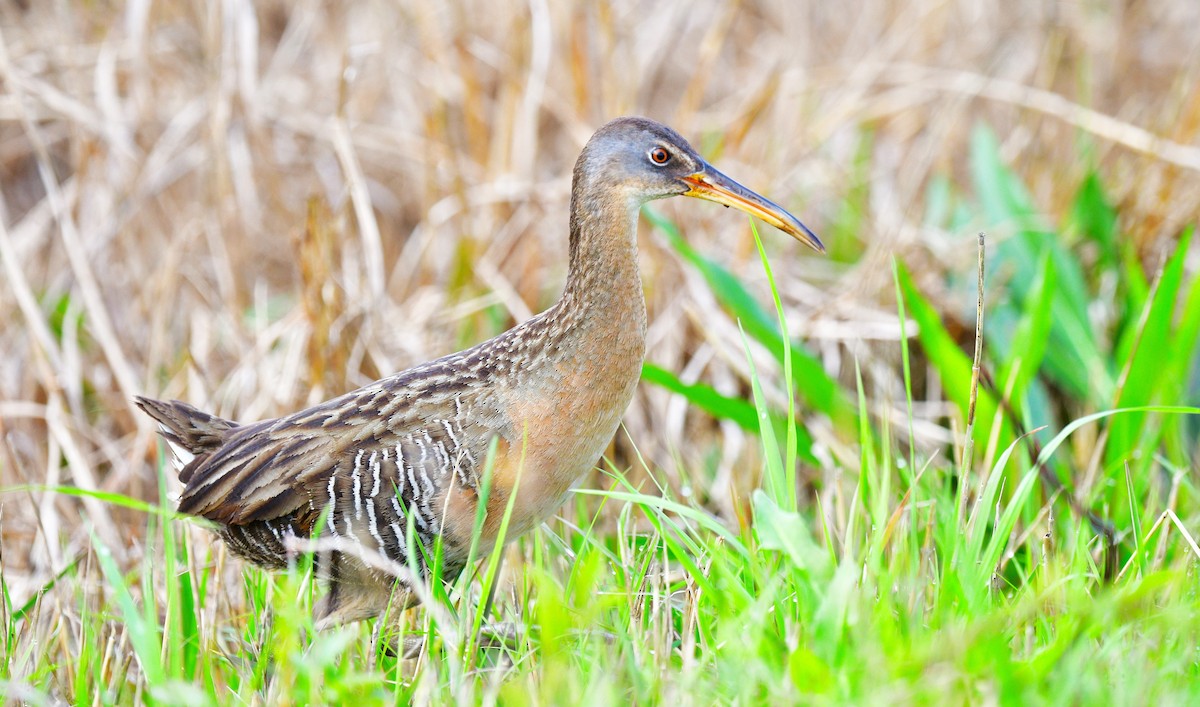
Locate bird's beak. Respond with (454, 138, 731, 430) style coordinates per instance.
(680, 166, 825, 253)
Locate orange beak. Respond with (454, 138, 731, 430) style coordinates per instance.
(680, 167, 824, 253)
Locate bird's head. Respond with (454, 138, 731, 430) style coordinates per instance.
(576, 116, 824, 253)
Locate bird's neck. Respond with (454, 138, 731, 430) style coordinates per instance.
(485, 179, 646, 522)
(552, 185, 647, 358)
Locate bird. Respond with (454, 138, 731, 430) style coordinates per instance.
(136, 116, 824, 630)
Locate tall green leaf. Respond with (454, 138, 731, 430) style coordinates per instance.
(644, 208, 854, 428)
(996, 252, 1056, 411)
(1106, 227, 1195, 472)
(970, 125, 1110, 402)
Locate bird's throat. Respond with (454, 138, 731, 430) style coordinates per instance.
(557, 192, 648, 367)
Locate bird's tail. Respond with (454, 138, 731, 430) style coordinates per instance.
(134, 396, 238, 480)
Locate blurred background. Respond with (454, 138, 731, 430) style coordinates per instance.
(2, 0, 1198, 596)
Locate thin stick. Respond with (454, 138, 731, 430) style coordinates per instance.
(960, 232, 986, 472)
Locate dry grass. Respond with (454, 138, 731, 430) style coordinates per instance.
(2, 0, 1199, 701)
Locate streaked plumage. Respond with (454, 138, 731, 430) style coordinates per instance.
(137, 116, 823, 628)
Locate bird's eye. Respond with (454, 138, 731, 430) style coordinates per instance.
(648, 146, 671, 165)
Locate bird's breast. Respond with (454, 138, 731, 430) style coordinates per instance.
(463, 324, 644, 544)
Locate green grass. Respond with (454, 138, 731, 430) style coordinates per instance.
(6, 131, 1200, 704)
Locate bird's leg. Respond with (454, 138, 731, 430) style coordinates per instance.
(477, 621, 524, 650)
(313, 582, 389, 630)
(474, 554, 524, 650)
(372, 614, 425, 659)
(370, 580, 429, 659)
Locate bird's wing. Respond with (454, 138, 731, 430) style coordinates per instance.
(176, 386, 492, 539)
